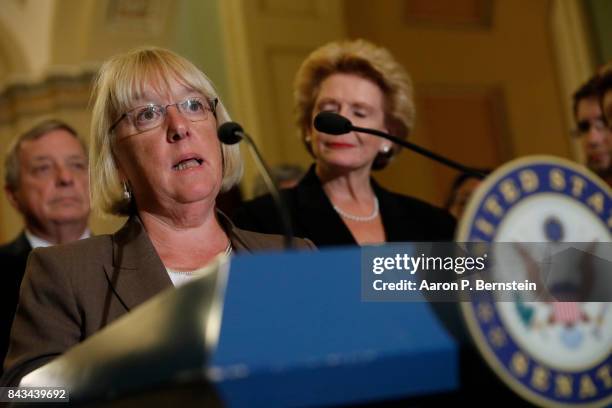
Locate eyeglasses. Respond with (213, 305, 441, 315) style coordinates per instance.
(110, 97, 218, 135)
(572, 118, 608, 137)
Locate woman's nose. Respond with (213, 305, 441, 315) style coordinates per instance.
(338, 105, 351, 118)
(165, 105, 189, 142)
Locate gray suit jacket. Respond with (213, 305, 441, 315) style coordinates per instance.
(2, 215, 313, 386)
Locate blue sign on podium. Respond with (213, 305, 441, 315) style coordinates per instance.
(212, 247, 458, 407)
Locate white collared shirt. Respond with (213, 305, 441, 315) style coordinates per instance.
(24, 229, 91, 249)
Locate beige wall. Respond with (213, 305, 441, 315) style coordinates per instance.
(0, 0, 55, 79)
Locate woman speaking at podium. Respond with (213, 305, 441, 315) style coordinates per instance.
(2, 47, 312, 386)
(234, 39, 455, 246)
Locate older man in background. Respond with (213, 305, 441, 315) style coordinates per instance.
(572, 75, 612, 186)
(0, 119, 91, 375)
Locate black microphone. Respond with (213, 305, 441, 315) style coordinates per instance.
(218, 122, 295, 249)
(313, 112, 486, 179)
(217, 122, 244, 145)
(313, 112, 352, 135)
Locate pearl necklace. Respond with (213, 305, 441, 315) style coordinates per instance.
(332, 197, 379, 222)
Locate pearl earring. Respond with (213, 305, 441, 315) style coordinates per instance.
(123, 182, 131, 201)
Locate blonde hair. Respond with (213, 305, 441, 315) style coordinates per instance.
(294, 39, 415, 169)
(90, 46, 242, 215)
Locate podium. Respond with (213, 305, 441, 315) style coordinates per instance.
(19, 248, 458, 406)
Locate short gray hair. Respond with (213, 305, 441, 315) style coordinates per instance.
(4, 119, 86, 191)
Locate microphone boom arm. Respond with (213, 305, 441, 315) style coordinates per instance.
(351, 125, 486, 179)
(237, 131, 295, 249)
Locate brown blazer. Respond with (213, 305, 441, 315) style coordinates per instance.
(2, 215, 314, 386)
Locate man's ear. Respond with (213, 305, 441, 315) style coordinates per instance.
(5, 185, 22, 212)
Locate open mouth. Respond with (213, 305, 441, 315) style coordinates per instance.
(172, 156, 204, 171)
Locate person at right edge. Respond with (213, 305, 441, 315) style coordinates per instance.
(233, 39, 526, 405)
(572, 74, 612, 187)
